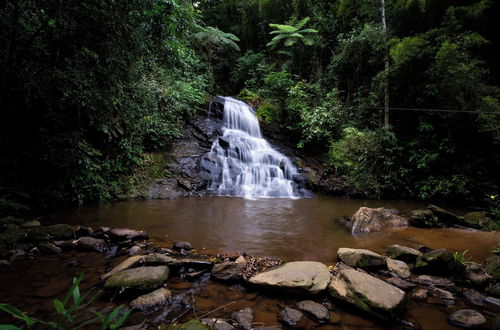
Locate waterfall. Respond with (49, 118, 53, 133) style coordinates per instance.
(206, 96, 302, 199)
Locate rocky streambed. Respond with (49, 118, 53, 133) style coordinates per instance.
(1, 216, 499, 329)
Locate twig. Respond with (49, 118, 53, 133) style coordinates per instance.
(198, 301, 236, 319)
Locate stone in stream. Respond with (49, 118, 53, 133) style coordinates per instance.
(465, 262, 491, 287)
(328, 269, 405, 320)
(248, 261, 331, 294)
(386, 258, 411, 279)
(212, 261, 246, 281)
(38, 242, 63, 254)
(410, 288, 428, 301)
(21, 220, 41, 228)
(295, 300, 330, 323)
(428, 287, 455, 306)
(385, 245, 422, 263)
(0, 260, 10, 267)
(104, 266, 169, 292)
(130, 287, 171, 310)
(101, 253, 180, 280)
(231, 307, 254, 330)
(486, 283, 500, 297)
(201, 318, 235, 330)
(447, 309, 486, 328)
(427, 204, 461, 225)
(127, 246, 143, 256)
(463, 289, 485, 307)
(486, 255, 500, 280)
(413, 249, 459, 274)
(409, 209, 441, 228)
(462, 211, 493, 229)
(413, 275, 453, 287)
(26, 224, 75, 242)
(173, 241, 193, 252)
(278, 307, 303, 326)
(337, 248, 385, 269)
(76, 236, 106, 252)
(385, 277, 416, 291)
(345, 207, 409, 233)
(108, 228, 148, 241)
(53, 240, 77, 250)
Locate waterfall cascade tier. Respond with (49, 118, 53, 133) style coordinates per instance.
(205, 96, 304, 199)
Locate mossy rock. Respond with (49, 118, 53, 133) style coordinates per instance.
(0, 228, 27, 255)
(409, 210, 442, 228)
(159, 320, 209, 330)
(104, 266, 169, 293)
(486, 255, 500, 281)
(414, 249, 464, 275)
(26, 224, 75, 242)
(461, 212, 492, 230)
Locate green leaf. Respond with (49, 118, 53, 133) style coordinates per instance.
(0, 325, 23, 330)
(0, 303, 38, 326)
(54, 300, 66, 315)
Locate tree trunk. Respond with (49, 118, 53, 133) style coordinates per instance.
(381, 0, 390, 126)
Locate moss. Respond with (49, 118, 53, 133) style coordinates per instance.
(159, 320, 209, 330)
(462, 212, 492, 230)
(26, 224, 74, 242)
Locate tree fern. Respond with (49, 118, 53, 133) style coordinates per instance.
(266, 17, 318, 48)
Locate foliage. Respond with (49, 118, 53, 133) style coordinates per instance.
(194, 26, 241, 52)
(266, 17, 318, 48)
(0, 274, 130, 329)
(452, 250, 470, 266)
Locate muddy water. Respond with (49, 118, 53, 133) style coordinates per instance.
(58, 196, 499, 262)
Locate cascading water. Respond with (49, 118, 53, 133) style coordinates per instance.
(205, 96, 303, 199)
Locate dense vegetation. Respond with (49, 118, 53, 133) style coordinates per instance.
(1, 0, 499, 215)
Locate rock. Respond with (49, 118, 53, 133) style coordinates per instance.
(231, 307, 254, 330)
(104, 266, 169, 292)
(108, 228, 148, 241)
(337, 248, 385, 269)
(38, 242, 62, 254)
(0, 228, 26, 255)
(295, 300, 329, 323)
(212, 262, 246, 281)
(130, 288, 171, 310)
(386, 259, 411, 279)
(465, 262, 490, 287)
(163, 320, 210, 329)
(485, 296, 500, 311)
(493, 315, 500, 330)
(127, 246, 143, 256)
(278, 307, 303, 326)
(173, 241, 193, 252)
(8, 249, 26, 263)
(429, 287, 455, 305)
(21, 220, 41, 228)
(463, 289, 485, 307)
(328, 269, 405, 320)
(346, 207, 409, 233)
(75, 225, 94, 237)
(248, 261, 331, 294)
(386, 245, 422, 263)
(486, 255, 500, 280)
(413, 275, 453, 287)
(0, 260, 9, 267)
(486, 283, 500, 297)
(447, 309, 486, 328)
(385, 277, 416, 291)
(253, 327, 282, 330)
(414, 249, 458, 274)
(201, 318, 235, 330)
(218, 138, 230, 149)
(427, 205, 461, 225)
(53, 240, 77, 250)
(27, 224, 75, 242)
(462, 211, 492, 229)
(410, 288, 428, 300)
(409, 210, 441, 228)
(101, 254, 179, 280)
(76, 237, 106, 252)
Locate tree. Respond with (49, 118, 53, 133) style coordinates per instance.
(266, 17, 318, 48)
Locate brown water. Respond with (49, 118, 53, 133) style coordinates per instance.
(57, 196, 500, 262)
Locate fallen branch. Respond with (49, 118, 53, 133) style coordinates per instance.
(197, 301, 236, 319)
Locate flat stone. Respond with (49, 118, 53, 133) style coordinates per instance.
(385, 277, 416, 290)
(130, 288, 171, 310)
(337, 248, 385, 269)
(248, 261, 331, 294)
(386, 245, 422, 263)
(429, 287, 455, 302)
(296, 300, 329, 323)
(328, 269, 405, 320)
(278, 307, 303, 326)
(108, 228, 148, 241)
(414, 275, 453, 287)
(232, 307, 254, 330)
(448, 309, 486, 328)
(101, 253, 179, 280)
(76, 236, 106, 252)
(464, 289, 485, 307)
(387, 259, 411, 279)
(104, 266, 169, 292)
(346, 207, 409, 233)
(201, 318, 235, 330)
(212, 262, 246, 281)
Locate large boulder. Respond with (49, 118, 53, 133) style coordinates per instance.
(462, 212, 493, 230)
(414, 249, 462, 274)
(345, 207, 409, 233)
(427, 205, 461, 225)
(328, 269, 405, 320)
(248, 261, 331, 294)
(409, 210, 441, 228)
(385, 245, 422, 263)
(337, 248, 385, 269)
(104, 266, 169, 292)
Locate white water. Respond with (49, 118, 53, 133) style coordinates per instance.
(208, 97, 300, 199)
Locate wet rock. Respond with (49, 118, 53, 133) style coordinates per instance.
(278, 307, 303, 326)
(486, 283, 500, 297)
(212, 262, 246, 281)
(386, 245, 422, 263)
(385, 277, 416, 291)
(346, 207, 409, 233)
(409, 209, 442, 228)
(232, 307, 254, 330)
(387, 259, 411, 279)
(27, 224, 75, 241)
(38, 242, 62, 254)
(428, 287, 455, 305)
(8, 249, 26, 263)
(108, 228, 148, 242)
(248, 261, 331, 294)
(75, 225, 94, 237)
(462, 211, 492, 229)
(173, 241, 193, 252)
(485, 296, 500, 311)
(53, 240, 77, 250)
(328, 269, 405, 320)
(130, 287, 171, 310)
(218, 137, 230, 149)
(127, 246, 143, 256)
(296, 300, 330, 323)
(253, 327, 282, 330)
(0, 260, 9, 267)
(201, 318, 235, 330)
(76, 237, 106, 252)
(463, 289, 485, 307)
(414, 249, 458, 274)
(21, 220, 41, 228)
(486, 255, 500, 280)
(447, 309, 486, 328)
(465, 262, 491, 287)
(337, 248, 385, 269)
(410, 288, 428, 300)
(101, 254, 179, 280)
(104, 266, 169, 292)
(427, 205, 461, 225)
(413, 275, 453, 287)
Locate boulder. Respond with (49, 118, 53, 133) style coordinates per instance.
(463, 289, 485, 307)
(328, 269, 405, 320)
(429, 287, 455, 305)
(27, 224, 75, 242)
(53, 240, 77, 250)
(104, 266, 169, 292)
(130, 288, 171, 310)
(427, 205, 461, 225)
(386, 259, 410, 279)
(278, 307, 303, 326)
(462, 211, 492, 230)
(231, 307, 254, 330)
(248, 261, 331, 294)
(414, 249, 459, 274)
(465, 262, 490, 287)
(337, 248, 385, 269)
(409, 210, 441, 228)
(76, 237, 106, 252)
(296, 300, 329, 323)
(410, 288, 428, 301)
(385, 245, 422, 263)
(212, 262, 246, 281)
(108, 228, 148, 241)
(486, 255, 500, 280)
(38, 242, 62, 254)
(447, 309, 486, 328)
(385, 277, 416, 291)
(346, 207, 409, 233)
(101, 253, 179, 280)
(486, 283, 500, 297)
(413, 275, 453, 287)
(201, 318, 235, 330)
(173, 241, 193, 252)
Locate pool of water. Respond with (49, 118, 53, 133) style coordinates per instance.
(56, 196, 499, 262)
